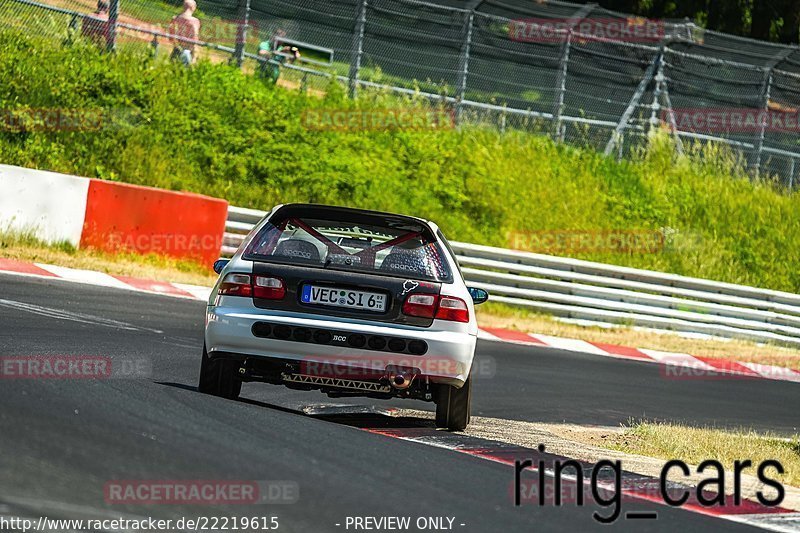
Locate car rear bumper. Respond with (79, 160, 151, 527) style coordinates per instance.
(205, 304, 476, 386)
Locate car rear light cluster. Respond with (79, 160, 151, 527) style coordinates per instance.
(219, 274, 285, 300)
(402, 294, 437, 318)
(402, 294, 469, 323)
(436, 296, 470, 322)
(253, 276, 286, 299)
(219, 273, 252, 297)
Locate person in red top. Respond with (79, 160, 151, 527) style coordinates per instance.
(81, 0, 110, 47)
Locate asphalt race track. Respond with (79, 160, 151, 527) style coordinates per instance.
(0, 273, 797, 532)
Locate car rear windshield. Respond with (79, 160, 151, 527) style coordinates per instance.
(242, 207, 453, 283)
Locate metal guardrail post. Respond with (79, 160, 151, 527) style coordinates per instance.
(649, 50, 684, 154)
(233, 0, 251, 68)
(753, 48, 792, 176)
(603, 47, 663, 157)
(648, 56, 662, 129)
(454, 11, 475, 126)
(658, 50, 683, 154)
(753, 71, 772, 176)
(552, 3, 595, 142)
(348, 0, 368, 99)
(552, 30, 571, 142)
(106, 0, 119, 52)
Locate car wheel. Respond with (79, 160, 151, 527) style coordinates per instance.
(434, 377, 471, 431)
(198, 344, 242, 400)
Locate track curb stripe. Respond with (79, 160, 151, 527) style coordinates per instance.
(589, 341, 653, 360)
(0, 258, 56, 277)
(111, 275, 197, 299)
(0, 258, 207, 301)
(480, 327, 800, 384)
(481, 327, 547, 345)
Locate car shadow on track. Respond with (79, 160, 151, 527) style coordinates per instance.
(155, 381, 436, 430)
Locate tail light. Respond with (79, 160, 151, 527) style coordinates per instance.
(253, 276, 285, 300)
(402, 294, 469, 323)
(218, 273, 285, 300)
(435, 296, 469, 323)
(403, 294, 437, 318)
(219, 273, 252, 297)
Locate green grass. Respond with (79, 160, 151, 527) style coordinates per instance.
(610, 422, 800, 487)
(123, 0, 185, 23)
(2, 28, 800, 293)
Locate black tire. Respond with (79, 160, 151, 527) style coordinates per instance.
(198, 345, 242, 400)
(434, 377, 471, 431)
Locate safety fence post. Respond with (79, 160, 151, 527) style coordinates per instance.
(106, 0, 118, 51)
(348, 0, 368, 99)
(455, 11, 475, 126)
(552, 30, 571, 141)
(233, 0, 251, 68)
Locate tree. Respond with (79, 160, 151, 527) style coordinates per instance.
(707, 0, 748, 35)
(778, 0, 800, 42)
(577, 0, 800, 43)
(750, 0, 774, 40)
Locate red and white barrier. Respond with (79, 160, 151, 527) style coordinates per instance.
(0, 165, 228, 265)
(0, 165, 90, 246)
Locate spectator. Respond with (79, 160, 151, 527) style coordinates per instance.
(169, 0, 201, 66)
(81, 1, 109, 47)
(257, 29, 300, 84)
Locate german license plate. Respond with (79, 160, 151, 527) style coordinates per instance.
(300, 285, 387, 312)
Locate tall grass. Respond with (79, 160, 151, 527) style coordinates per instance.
(1, 29, 799, 292)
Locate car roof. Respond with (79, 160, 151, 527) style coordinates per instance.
(271, 203, 435, 230)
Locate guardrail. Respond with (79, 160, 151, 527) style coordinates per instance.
(222, 206, 800, 347)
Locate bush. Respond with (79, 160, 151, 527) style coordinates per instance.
(1, 29, 799, 292)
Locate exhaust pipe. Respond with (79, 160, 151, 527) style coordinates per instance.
(388, 371, 415, 390)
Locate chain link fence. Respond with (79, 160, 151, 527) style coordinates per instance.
(3, 0, 800, 188)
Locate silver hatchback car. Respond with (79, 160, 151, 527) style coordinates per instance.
(200, 204, 488, 430)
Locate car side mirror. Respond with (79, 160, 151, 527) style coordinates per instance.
(468, 287, 489, 305)
(213, 259, 230, 275)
